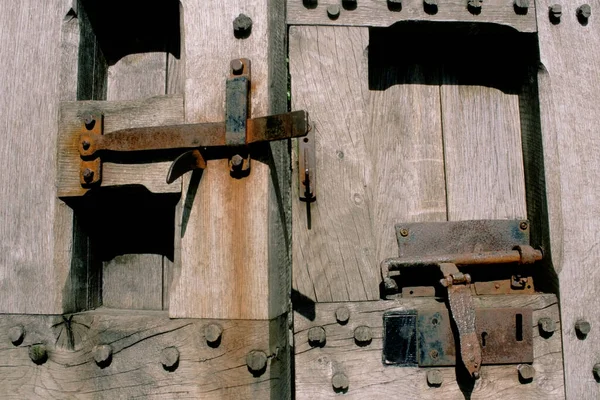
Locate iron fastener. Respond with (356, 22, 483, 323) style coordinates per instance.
(8, 326, 24, 346)
(538, 317, 556, 337)
(161, 347, 180, 371)
(82, 168, 94, 183)
(427, 369, 443, 386)
(518, 364, 535, 382)
(399, 228, 409, 237)
(29, 344, 47, 365)
(83, 115, 96, 130)
(549, 4, 562, 22)
(246, 350, 268, 376)
(233, 14, 252, 38)
(354, 325, 372, 346)
(327, 4, 341, 19)
(231, 154, 244, 171)
(577, 4, 592, 20)
(519, 220, 529, 230)
(93, 344, 113, 368)
(332, 372, 349, 393)
(205, 323, 223, 347)
(231, 59, 244, 75)
(335, 306, 350, 325)
(575, 320, 591, 338)
(308, 326, 326, 347)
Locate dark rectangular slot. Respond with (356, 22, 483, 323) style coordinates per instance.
(516, 313, 523, 341)
(383, 311, 418, 366)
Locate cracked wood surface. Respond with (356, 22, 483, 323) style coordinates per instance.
(0, 309, 287, 399)
(294, 295, 564, 399)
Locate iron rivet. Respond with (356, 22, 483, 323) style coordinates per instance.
(81, 140, 91, 151)
(327, 4, 340, 19)
(231, 59, 244, 75)
(427, 369, 443, 386)
(400, 228, 409, 237)
(308, 326, 326, 347)
(8, 326, 24, 346)
(93, 344, 113, 368)
(83, 115, 96, 130)
(538, 317, 556, 337)
(233, 14, 252, 38)
(29, 344, 47, 365)
(335, 307, 350, 325)
(353, 325, 372, 346)
(231, 154, 244, 170)
(519, 221, 529, 230)
(429, 349, 439, 359)
(246, 350, 268, 376)
(332, 372, 349, 393)
(161, 347, 179, 371)
(593, 363, 600, 381)
(549, 4, 562, 22)
(205, 323, 223, 347)
(82, 168, 94, 183)
(518, 364, 535, 382)
(577, 4, 591, 20)
(575, 320, 591, 338)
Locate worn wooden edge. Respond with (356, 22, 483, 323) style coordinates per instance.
(287, 0, 537, 32)
(0, 309, 289, 399)
(57, 95, 184, 198)
(293, 295, 564, 399)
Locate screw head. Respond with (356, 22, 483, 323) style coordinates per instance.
(246, 350, 268, 376)
(518, 364, 535, 381)
(29, 344, 47, 364)
(231, 59, 244, 75)
(427, 369, 443, 386)
(82, 168, 94, 183)
(354, 325, 372, 346)
(538, 317, 556, 336)
(335, 307, 350, 324)
(161, 347, 179, 371)
(576, 320, 591, 337)
(8, 326, 24, 346)
(93, 344, 113, 368)
(233, 13, 252, 38)
(399, 228, 409, 237)
(327, 5, 341, 19)
(205, 323, 223, 347)
(308, 326, 326, 347)
(577, 4, 592, 19)
(332, 372, 349, 392)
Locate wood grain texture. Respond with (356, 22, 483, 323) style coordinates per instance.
(0, 310, 288, 399)
(535, 0, 600, 396)
(287, 0, 537, 32)
(294, 295, 564, 399)
(169, 0, 290, 320)
(289, 26, 447, 302)
(57, 96, 184, 197)
(107, 53, 167, 101)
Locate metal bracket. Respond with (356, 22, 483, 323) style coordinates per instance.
(298, 125, 316, 228)
(76, 58, 309, 189)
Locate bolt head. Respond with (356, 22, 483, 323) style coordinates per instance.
(205, 323, 223, 347)
(233, 14, 252, 37)
(335, 307, 350, 324)
(29, 344, 47, 364)
(327, 4, 341, 19)
(246, 350, 268, 376)
(577, 4, 592, 19)
(161, 347, 180, 370)
(82, 168, 94, 183)
(549, 4, 562, 19)
(353, 325, 372, 345)
(231, 59, 244, 75)
(576, 320, 591, 336)
(538, 317, 556, 336)
(427, 369, 443, 386)
(231, 154, 244, 169)
(308, 326, 326, 347)
(8, 326, 24, 346)
(93, 344, 113, 368)
(83, 115, 96, 130)
(332, 372, 349, 392)
(518, 364, 535, 381)
(81, 140, 91, 150)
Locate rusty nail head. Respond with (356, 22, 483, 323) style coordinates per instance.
(332, 372, 349, 392)
(246, 350, 268, 376)
(538, 317, 556, 336)
(327, 5, 341, 19)
(8, 326, 24, 346)
(593, 363, 600, 380)
(82, 139, 91, 150)
(400, 228, 409, 237)
(429, 349, 439, 359)
(354, 325, 372, 345)
(427, 369, 443, 386)
(233, 13, 252, 37)
(83, 115, 96, 130)
(83, 168, 94, 183)
(205, 323, 223, 346)
(161, 347, 180, 370)
(94, 344, 113, 367)
(29, 344, 47, 364)
(231, 59, 244, 75)
(335, 306, 350, 324)
(308, 326, 326, 347)
(576, 320, 591, 337)
(577, 4, 591, 18)
(231, 154, 244, 169)
(518, 364, 535, 381)
(519, 221, 528, 230)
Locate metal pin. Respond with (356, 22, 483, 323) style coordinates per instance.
(327, 5, 341, 19)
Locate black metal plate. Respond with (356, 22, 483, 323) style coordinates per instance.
(383, 311, 418, 366)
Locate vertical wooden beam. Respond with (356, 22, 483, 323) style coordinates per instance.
(535, 0, 600, 396)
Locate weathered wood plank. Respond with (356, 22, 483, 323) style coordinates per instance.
(0, 310, 287, 399)
(294, 295, 564, 399)
(535, 0, 600, 396)
(287, 0, 537, 32)
(107, 53, 167, 101)
(169, 0, 290, 321)
(289, 26, 447, 302)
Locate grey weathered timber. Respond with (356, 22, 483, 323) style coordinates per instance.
(535, 0, 600, 396)
(289, 26, 447, 303)
(107, 53, 167, 102)
(169, 0, 290, 321)
(287, 0, 537, 32)
(294, 295, 564, 399)
(0, 309, 287, 399)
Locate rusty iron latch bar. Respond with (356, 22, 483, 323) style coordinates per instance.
(379, 220, 542, 379)
(77, 59, 310, 187)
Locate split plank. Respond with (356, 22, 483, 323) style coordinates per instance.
(287, 0, 537, 33)
(535, 0, 600, 397)
(294, 295, 564, 399)
(289, 26, 447, 303)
